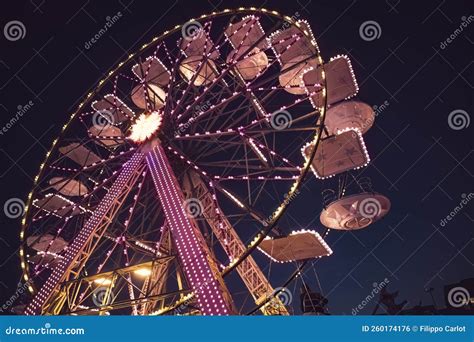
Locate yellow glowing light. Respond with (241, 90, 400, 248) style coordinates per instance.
(93, 277, 112, 286)
(129, 111, 163, 143)
(134, 267, 152, 277)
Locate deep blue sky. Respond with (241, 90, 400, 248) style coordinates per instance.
(0, 0, 472, 315)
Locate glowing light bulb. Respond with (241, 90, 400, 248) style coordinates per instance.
(134, 267, 152, 277)
(93, 277, 112, 286)
(129, 111, 163, 143)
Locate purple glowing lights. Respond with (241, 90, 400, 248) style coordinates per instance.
(145, 144, 231, 315)
(24, 152, 144, 315)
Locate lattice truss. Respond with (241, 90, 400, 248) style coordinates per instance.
(18, 9, 371, 316)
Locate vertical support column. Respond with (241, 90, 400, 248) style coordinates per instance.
(146, 144, 233, 315)
(25, 152, 144, 315)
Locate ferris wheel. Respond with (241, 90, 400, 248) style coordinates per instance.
(19, 8, 389, 316)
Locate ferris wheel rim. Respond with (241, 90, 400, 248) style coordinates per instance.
(19, 8, 328, 316)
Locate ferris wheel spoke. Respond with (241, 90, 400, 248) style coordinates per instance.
(170, 136, 300, 188)
(182, 171, 288, 314)
(181, 41, 292, 135)
(24, 151, 146, 315)
(174, 19, 284, 124)
(248, 50, 321, 90)
(199, 161, 299, 173)
(188, 85, 318, 152)
(176, 90, 244, 129)
(163, 50, 182, 116)
(172, 21, 225, 119)
(175, 23, 222, 107)
(22, 9, 338, 316)
(35, 155, 140, 225)
(132, 55, 168, 112)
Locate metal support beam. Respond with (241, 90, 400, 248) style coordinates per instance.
(145, 142, 235, 315)
(24, 152, 145, 315)
(184, 171, 289, 315)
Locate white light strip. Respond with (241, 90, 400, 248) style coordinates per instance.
(257, 229, 332, 263)
(221, 189, 245, 208)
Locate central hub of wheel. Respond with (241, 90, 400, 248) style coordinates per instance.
(129, 110, 163, 144)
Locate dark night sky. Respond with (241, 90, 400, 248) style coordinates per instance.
(0, 0, 472, 315)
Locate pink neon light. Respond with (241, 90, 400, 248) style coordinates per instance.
(24, 152, 144, 315)
(145, 144, 231, 315)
